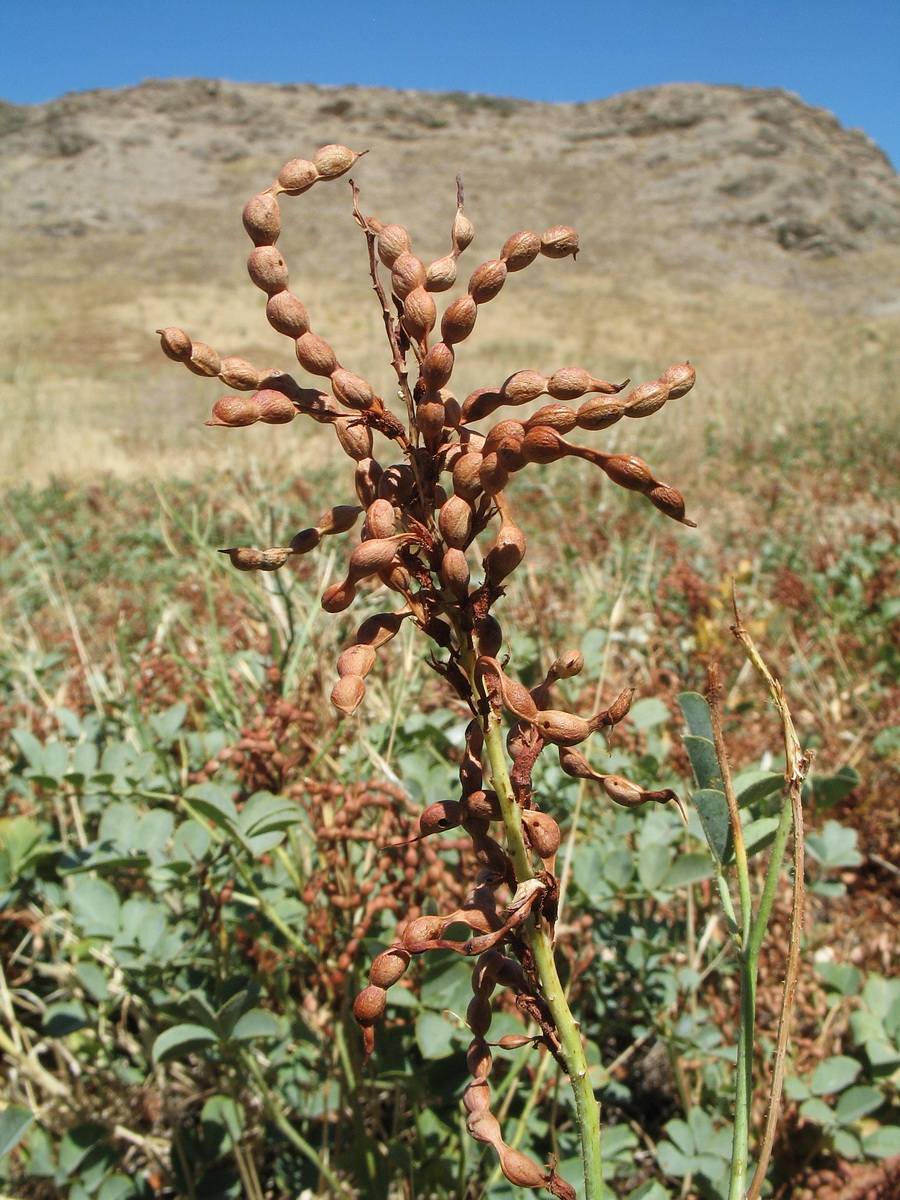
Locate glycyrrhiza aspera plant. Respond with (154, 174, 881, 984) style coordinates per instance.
(157, 143, 802, 1199)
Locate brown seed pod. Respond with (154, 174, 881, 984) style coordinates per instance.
(334, 415, 374, 461)
(391, 252, 426, 300)
(220, 546, 291, 572)
(207, 394, 260, 427)
(421, 341, 455, 390)
(356, 611, 407, 648)
(478, 451, 509, 496)
(289, 527, 321, 554)
(218, 357, 261, 391)
(312, 143, 364, 180)
(522, 810, 561, 860)
(186, 342, 221, 377)
(330, 674, 366, 717)
(499, 370, 547, 406)
(659, 361, 696, 399)
(440, 546, 470, 600)
(321, 580, 357, 613)
(463, 789, 502, 821)
(500, 230, 541, 271)
(623, 379, 668, 418)
(487, 516, 528, 585)
(365, 498, 397, 539)
(242, 193, 281, 245)
(368, 948, 411, 989)
(520, 425, 568, 464)
(466, 1109, 502, 1146)
(375, 223, 412, 267)
(401, 286, 437, 342)
(540, 224, 579, 259)
(352, 984, 387, 1027)
(497, 1144, 549, 1190)
(532, 709, 594, 746)
(467, 1038, 493, 1081)
(376, 463, 415, 505)
(441, 295, 478, 344)
(476, 615, 503, 659)
(468, 259, 508, 305)
(330, 367, 377, 412)
(464, 1077, 493, 1117)
(157, 326, 192, 362)
(255, 389, 297, 424)
(451, 451, 484, 501)
(401, 914, 444, 947)
(419, 800, 464, 836)
(601, 453, 655, 493)
(482, 419, 525, 458)
(479, 658, 537, 719)
(317, 504, 363, 535)
(265, 291, 311, 338)
(347, 534, 416, 584)
(337, 643, 377, 678)
(557, 745, 606, 783)
(466, 995, 493, 1039)
(546, 366, 592, 401)
(355, 458, 383, 508)
(550, 649, 585, 680)
(247, 246, 289, 296)
(442, 389, 462, 429)
(649, 483, 695, 525)
(439, 494, 474, 549)
(276, 158, 317, 194)
(460, 388, 504, 425)
(452, 208, 475, 252)
(425, 254, 458, 292)
(416, 399, 443, 450)
(523, 403, 578, 433)
(575, 395, 625, 431)
(295, 331, 339, 377)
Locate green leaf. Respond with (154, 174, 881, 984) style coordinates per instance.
(734, 770, 785, 808)
(692, 788, 733, 865)
(834, 1086, 884, 1125)
(638, 841, 671, 891)
(416, 1009, 461, 1060)
(811, 1055, 861, 1096)
(663, 1118, 694, 1156)
(229, 1008, 280, 1041)
(11, 728, 44, 771)
(742, 816, 780, 858)
(656, 1141, 694, 1177)
(862, 1126, 900, 1158)
(0, 1104, 34, 1158)
(799, 1097, 836, 1126)
(661, 854, 715, 889)
(43, 1001, 90, 1037)
(677, 692, 714, 741)
(183, 782, 238, 830)
(806, 821, 862, 869)
(783, 1076, 811, 1102)
(806, 766, 860, 812)
(682, 735, 723, 791)
(153, 1023, 219, 1064)
(628, 697, 671, 731)
(75, 962, 109, 1002)
(818, 963, 862, 997)
(135, 809, 174, 859)
(201, 1095, 244, 1146)
(237, 791, 302, 838)
(70, 877, 120, 937)
(833, 1128, 862, 1159)
(57, 1121, 108, 1176)
(151, 702, 188, 742)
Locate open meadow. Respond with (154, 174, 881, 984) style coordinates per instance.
(1, 80, 900, 1199)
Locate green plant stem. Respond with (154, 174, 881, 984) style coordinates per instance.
(477, 689, 603, 1199)
(242, 1049, 353, 1198)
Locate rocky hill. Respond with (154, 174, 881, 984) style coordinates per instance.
(1, 79, 898, 483)
(2, 77, 899, 257)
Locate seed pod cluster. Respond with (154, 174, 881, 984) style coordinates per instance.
(160, 149, 699, 1195)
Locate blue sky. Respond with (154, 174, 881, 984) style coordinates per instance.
(2, 0, 898, 168)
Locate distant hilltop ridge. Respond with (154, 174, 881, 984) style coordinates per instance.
(1, 77, 899, 260)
